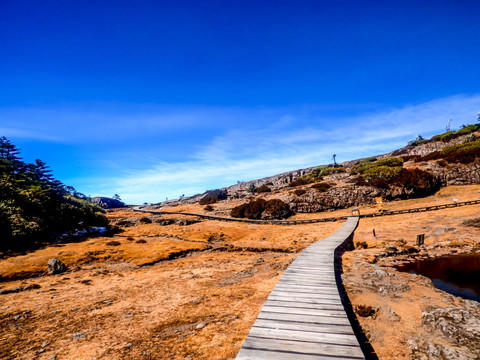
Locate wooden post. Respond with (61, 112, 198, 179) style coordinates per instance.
(376, 197, 384, 212)
(416, 234, 425, 246)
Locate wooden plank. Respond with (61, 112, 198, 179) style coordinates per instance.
(241, 337, 365, 358)
(267, 295, 343, 305)
(272, 285, 339, 294)
(236, 217, 364, 359)
(277, 276, 337, 284)
(248, 326, 360, 346)
(260, 305, 348, 318)
(252, 318, 356, 335)
(264, 300, 345, 311)
(269, 292, 340, 300)
(258, 311, 351, 326)
(237, 348, 339, 360)
(269, 291, 340, 301)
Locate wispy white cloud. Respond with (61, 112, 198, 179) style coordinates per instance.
(0, 103, 285, 144)
(74, 94, 480, 204)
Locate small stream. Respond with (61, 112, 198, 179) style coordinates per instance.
(395, 253, 480, 302)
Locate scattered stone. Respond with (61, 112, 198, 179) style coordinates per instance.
(106, 240, 121, 246)
(47, 259, 68, 275)
(422, 307, 480, 347)
(71, 308, 79, 311)
(155, 218, 175, 226)
(52, 310, 61, 315)
(196, 322, 207, 329)
(13, 315, 21, 320)
(122, 313, 134, 318)
(41, 342, 49, 348)
(135, 239, 147, 244)
(49, 356, 57, 360)
(0, 284, 41, 295)
(382, 306, 401, 322)
(73, 332, 86, 340)
(175, 218, 200, 226)
(408, 338, 474, 360)
(124, 342, 135, 348)
(355, 241, 368, 249)
(255, 257, 265, 265)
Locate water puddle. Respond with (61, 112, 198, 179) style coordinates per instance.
(395, 253, 480, 302)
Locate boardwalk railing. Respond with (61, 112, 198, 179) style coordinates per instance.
(133, 199, 480, 226)
(236, 217, 371, 360)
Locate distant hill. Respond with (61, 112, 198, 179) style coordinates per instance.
(168, 123, 480, 216)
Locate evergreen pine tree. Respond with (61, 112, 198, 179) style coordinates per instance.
(0, 136, 25, 173)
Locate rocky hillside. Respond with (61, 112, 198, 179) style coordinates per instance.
(167, 126, 480, 215)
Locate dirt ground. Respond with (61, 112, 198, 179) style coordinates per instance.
(0, 209, 341, 359)
(1, 185, 479, 359)
(343, 185, 480, 359)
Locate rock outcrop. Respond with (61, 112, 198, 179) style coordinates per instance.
(91, 197, 125, 209)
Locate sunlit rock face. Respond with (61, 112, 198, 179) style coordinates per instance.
(91, 197, 125, 209)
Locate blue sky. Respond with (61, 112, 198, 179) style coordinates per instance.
(1, 1, 479, 204)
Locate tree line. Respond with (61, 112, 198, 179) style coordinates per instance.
(0, 137, 107, 250)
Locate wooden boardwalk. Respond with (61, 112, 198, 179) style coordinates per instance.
(133, 198, 480, 225)
(236, 217, 366, 360)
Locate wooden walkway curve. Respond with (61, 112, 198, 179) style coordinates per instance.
(236, 217, 367, 360)
(133, 198, 480, 225)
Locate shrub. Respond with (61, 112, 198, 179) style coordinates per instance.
(230, 198, 293, 220)
(311, 182, 331, 192)
(391, 169, 441, 197)
(351, 157, 403, 175)
(139, 216, 152, 223)
(426, 124, 480, 144)
(312, 166, 345, 177)
(289, 166, 345, 188)
(294, 189, 306, 196)
(256, 184, 271, 193)
(204, 205, 213, 212)
(355, 241, 368, 249)
(199, 189, 227, 205)
(263, 199, 294, 220)
(418, 138, 480, 164)
(375, 157, 404, 167)
(353, 158, 440, 196)
(289, 177, 315, 187)
(401, 155, 420, 162)
(362, 165, 402, 184)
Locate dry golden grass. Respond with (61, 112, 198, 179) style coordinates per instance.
(0, 208, 341, 360)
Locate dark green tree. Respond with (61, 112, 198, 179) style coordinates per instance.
(0, 137, 107, 250)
